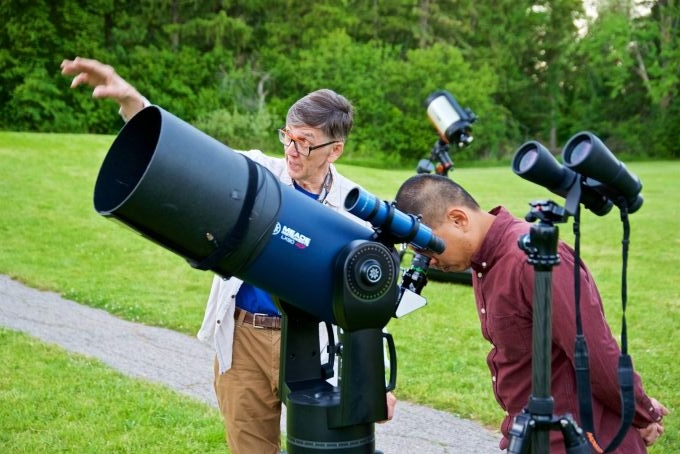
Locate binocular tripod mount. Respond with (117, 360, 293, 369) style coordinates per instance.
(507, 201, 590, 454)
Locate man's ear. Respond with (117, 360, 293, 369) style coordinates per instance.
(447, 207, 469, 230)
(327, 142, 344, 163)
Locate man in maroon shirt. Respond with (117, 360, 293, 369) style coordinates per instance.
(394, 174, 669, 453)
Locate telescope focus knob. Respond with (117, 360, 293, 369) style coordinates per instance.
(359, 259, 383, 285)
(333, 240, 398, 331)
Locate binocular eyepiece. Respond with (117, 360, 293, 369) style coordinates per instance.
(512, 132, 643, 215)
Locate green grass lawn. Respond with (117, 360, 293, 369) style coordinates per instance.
(1, 131, 678, 452)
(0, 328, 226, 453)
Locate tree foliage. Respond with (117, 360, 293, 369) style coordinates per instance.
(0, 0, 676, 164)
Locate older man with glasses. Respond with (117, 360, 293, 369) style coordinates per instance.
(61, 56, 395, 454)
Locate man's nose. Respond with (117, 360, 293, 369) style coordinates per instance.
(284, 141, 299, 156)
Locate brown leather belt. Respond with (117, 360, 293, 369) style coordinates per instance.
(234, 307, 282, 330)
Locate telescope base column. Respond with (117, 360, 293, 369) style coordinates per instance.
(284, 388, 379, 454)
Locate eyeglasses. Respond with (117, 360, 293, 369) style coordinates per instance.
(278, 128, 339, 157)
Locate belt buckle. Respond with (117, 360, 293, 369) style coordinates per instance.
(252, 312, 268, 329)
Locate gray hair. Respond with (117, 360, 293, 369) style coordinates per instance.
(286, 89, 354, 141)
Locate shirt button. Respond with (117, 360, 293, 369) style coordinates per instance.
(492, 375, 497, 382)
(482, 261, 487, 268)
(480, 308, 486, 314)
(216, 319, 221, 325)
(477, 272, 483, 278)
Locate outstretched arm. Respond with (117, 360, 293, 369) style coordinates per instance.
(60, 56, 147, 121)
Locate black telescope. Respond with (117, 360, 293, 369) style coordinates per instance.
(562, 132, 643, 213)
(92, 105, 439, 453)
(512, 140, 613, 216)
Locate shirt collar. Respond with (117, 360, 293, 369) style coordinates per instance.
(470, 206, 516, 272)
(284, 164, 342, 208)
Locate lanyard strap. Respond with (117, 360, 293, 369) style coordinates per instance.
(316, 169, 333, 204)
(573, 201, 635, 453)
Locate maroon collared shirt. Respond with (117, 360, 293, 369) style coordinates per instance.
(470, 207, 660, 453)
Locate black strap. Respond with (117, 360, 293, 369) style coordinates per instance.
(604, 355, 636, 451)
(602, 202, 635, 452)
(573, 207, 596, 437)
(191, 156, 259, 272)
(574, 197, 636, 453)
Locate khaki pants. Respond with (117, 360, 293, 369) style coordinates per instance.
(214, 322, 282, 454)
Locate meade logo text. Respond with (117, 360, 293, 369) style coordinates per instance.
(273, 222, 312, 249)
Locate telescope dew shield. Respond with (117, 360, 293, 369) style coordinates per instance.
(94, 105, 279, 272)
(94, 105, 376, 325)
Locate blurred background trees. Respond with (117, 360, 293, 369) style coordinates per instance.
(0, 0, 676, 165)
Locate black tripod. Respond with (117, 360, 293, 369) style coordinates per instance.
(507, 201, 590, 454)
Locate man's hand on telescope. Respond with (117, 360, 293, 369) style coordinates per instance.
(60, 57, 146, 121)
(377, 391, 397, 424)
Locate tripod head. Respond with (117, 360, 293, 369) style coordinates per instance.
(517, 201, 567, 271)
(417, 139, 454, 176)
(524, 200, 569, 225)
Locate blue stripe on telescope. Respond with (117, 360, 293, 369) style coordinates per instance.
(344, 188, 445, 254)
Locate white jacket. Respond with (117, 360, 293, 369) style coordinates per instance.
(196, 149, 368, 373)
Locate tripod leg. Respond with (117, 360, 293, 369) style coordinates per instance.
(507, 411, 533, 454)
(557, 415, 590, 454)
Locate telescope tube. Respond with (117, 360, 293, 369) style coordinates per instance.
(94, 105, 375, 324)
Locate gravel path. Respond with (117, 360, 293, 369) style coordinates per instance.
(0, 274, 502, 453)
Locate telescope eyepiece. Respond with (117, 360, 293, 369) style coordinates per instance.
(345, 187, 445, 254)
